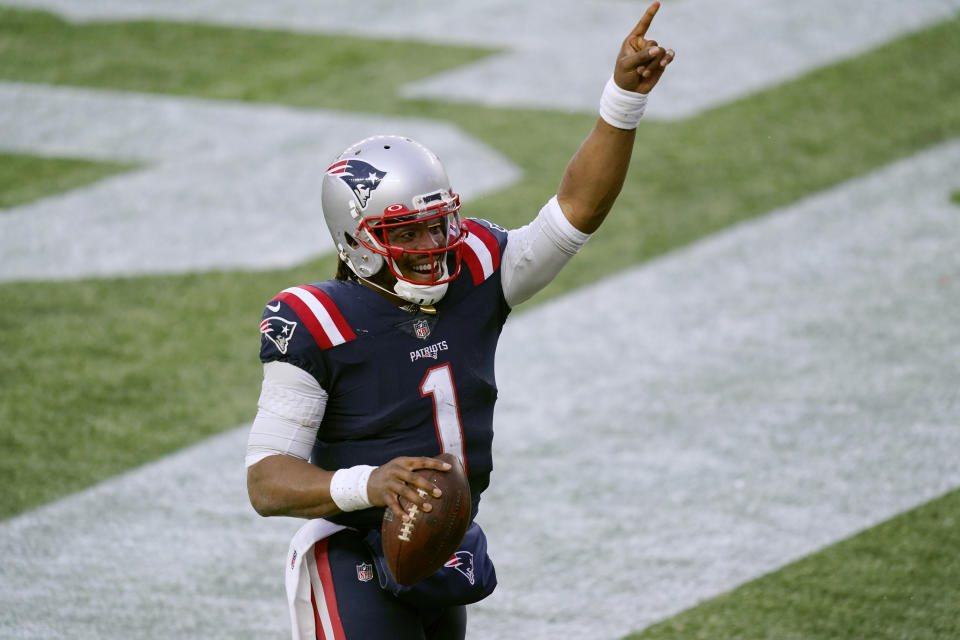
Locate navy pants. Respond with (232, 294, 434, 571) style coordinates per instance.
(309, 529, 466, 639)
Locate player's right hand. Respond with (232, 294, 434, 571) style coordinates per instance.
(367, 456, 452, 522)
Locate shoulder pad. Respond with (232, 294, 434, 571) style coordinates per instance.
(260, 284, 356, 357)
(462, 219, 506, 285)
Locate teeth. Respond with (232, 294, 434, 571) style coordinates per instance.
(411, 258, 441, 274)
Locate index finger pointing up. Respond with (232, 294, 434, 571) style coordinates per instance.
(633, 1, 661, 39)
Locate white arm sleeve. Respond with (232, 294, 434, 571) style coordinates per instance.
(501, 195, 592, 307)
(245, 361, 328, 468)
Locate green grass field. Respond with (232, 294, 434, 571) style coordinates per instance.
(0, 152, 135, 209)
(2, 7, 959, 638)
(627, 488, 960, 640)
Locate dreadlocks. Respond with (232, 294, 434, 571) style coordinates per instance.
(335, 259, 358, 282)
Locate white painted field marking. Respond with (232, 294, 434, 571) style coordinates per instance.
(0, 82, 520, 282)
(2, 141, 957, 639)
(3, 0, 958, 118)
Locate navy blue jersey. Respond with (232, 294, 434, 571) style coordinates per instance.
(259, 219, 510, 529)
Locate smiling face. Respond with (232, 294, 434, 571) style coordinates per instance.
(353, 197, 467, 303)
(383, 218, 449, 283)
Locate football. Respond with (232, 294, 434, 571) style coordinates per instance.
(381, 453, 471, 585)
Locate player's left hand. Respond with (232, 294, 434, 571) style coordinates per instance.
(614, 1, 675, 95)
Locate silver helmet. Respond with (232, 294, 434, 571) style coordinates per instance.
(320, 135, 466, 305)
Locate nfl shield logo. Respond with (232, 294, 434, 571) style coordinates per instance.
(414, 319, 431, 340)
(356, 562, 374, 582)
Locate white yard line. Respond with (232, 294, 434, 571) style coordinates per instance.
(2, 140, 957, 639)
(0, 82, 520, 282)
(2, 0, 958, 118)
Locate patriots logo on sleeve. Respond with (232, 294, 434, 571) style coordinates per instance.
(260, 316, 297, 354)
(444, 551, 476, 585)
(327, 159, 387, 209)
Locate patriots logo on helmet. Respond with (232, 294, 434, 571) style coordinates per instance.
(260, 315, 297, 354)
(327, 159, 387, 209)
(444, 551, 476, 585)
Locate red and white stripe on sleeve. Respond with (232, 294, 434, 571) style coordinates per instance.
(462, 220, 502, 286)
(274, 285, 356, 350)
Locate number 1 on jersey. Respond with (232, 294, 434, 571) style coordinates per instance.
(420, 364, 466, 467)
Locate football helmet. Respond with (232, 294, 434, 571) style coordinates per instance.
(321, 135, 467, 306)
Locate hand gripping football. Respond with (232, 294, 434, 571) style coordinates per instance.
(381, 453, 471, 586)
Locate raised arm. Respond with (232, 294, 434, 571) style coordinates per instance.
(557, 1, 674, 233)
(499, 2, 675, 307)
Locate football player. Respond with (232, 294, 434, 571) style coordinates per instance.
(246, 3, 674, 638)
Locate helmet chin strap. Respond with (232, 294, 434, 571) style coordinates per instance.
(393, 278, 448, 307)
(389, 256, 449, 307)
(353, 258, 449, 311)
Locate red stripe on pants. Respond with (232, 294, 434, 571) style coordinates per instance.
(312, 539, 347, 640)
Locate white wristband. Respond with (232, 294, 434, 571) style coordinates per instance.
(329, 465, 376, 512)
(598, 76, 648, 130)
